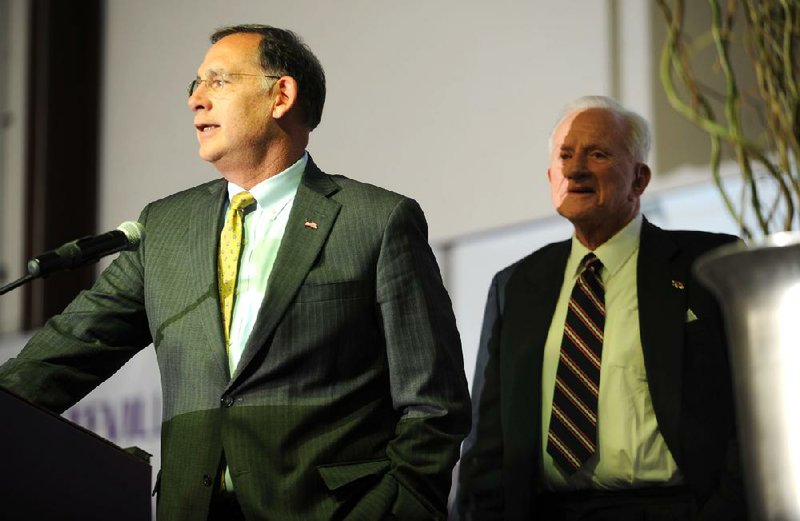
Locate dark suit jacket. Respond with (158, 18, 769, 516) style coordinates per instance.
(456, 218, 746, 520)
(0, 158, 471, 520)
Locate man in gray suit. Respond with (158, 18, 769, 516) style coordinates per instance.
(0, 25, 470, 521)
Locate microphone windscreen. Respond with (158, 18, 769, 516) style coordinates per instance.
(117, 221, 145, 249)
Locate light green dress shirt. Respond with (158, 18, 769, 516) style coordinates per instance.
(226, 152, 307, 375)
(223, 152, 306, 490)
(541, 214, 684, 490)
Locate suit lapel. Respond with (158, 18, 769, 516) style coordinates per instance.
(230, 159, 342, 384)
(637, 219, 686, 458)
(504, 241, 570, 475)
(188, 179, 230, 377)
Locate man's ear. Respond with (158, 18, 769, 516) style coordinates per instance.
(271, 76, 298, 120)
(632, 163, 651, 196)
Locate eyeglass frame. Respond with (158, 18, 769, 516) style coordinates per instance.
(187, 72, 282, 97)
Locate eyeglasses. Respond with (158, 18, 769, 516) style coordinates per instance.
(187, 73, 281, 97)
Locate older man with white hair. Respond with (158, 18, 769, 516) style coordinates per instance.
(456, 96, 747, 520)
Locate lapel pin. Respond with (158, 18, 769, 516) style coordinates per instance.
(671, 280, 685, 290)
(304, 220, 318, 230)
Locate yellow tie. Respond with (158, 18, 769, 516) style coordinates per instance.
(218, 191, 256, 348)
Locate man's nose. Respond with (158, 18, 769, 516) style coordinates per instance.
(188, 85, 210, 112)
(564, 156, 590, 179)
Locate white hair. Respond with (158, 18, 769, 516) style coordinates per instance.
(547, 95, 652, 163)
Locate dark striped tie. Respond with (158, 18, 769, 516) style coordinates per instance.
(547, 253, 605, 474)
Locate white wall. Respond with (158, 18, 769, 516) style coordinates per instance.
(98, 0, 614, 242)
(0, 0, 28, 332)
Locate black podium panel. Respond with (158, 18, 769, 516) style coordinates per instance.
(0, 387, 151, 520)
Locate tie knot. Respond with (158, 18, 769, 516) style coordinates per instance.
(582, 253, 603, 274)
(231, 191, 256, 212)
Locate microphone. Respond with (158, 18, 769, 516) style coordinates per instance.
(27, 221, 145, 278)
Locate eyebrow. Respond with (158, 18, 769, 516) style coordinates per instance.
(560, 142, 609, 151)
(196, 68, 226, 79)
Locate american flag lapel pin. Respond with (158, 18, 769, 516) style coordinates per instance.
(671, 280, 685, 290)
(304, 220, 318, 230)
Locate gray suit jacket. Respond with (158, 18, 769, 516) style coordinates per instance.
(456, 219, 746, 520)
(0, 158, 471, 520)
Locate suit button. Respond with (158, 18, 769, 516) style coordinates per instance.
(202, 475, 212, 487)
(221, 395, 234, 407)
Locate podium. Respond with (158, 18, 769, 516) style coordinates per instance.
(0, 387, 152, 520)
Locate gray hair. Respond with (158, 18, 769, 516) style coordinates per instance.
(548, 95, 651, 163)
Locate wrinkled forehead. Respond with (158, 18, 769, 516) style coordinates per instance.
(552, 111, 580, 148)
(196, 33, 263, 76)
(553, 108, 627, 148)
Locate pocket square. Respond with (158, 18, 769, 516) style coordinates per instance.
(686, 308, 698, 323)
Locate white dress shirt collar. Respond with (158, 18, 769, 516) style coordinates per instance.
(226, 152, 308, 211)
(567, 214, 643, 280)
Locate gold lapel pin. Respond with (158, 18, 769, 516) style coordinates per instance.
(671, 280, 685, 290)
(304, 220, 318, 230)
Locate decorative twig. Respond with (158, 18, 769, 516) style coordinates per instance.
(657, 0, 799, 235)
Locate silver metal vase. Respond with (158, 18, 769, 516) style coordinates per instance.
(695, 232, 800, 521)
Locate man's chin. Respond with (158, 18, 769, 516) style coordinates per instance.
(198, 148, 222, 164)
(556, 200, 592, 220)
